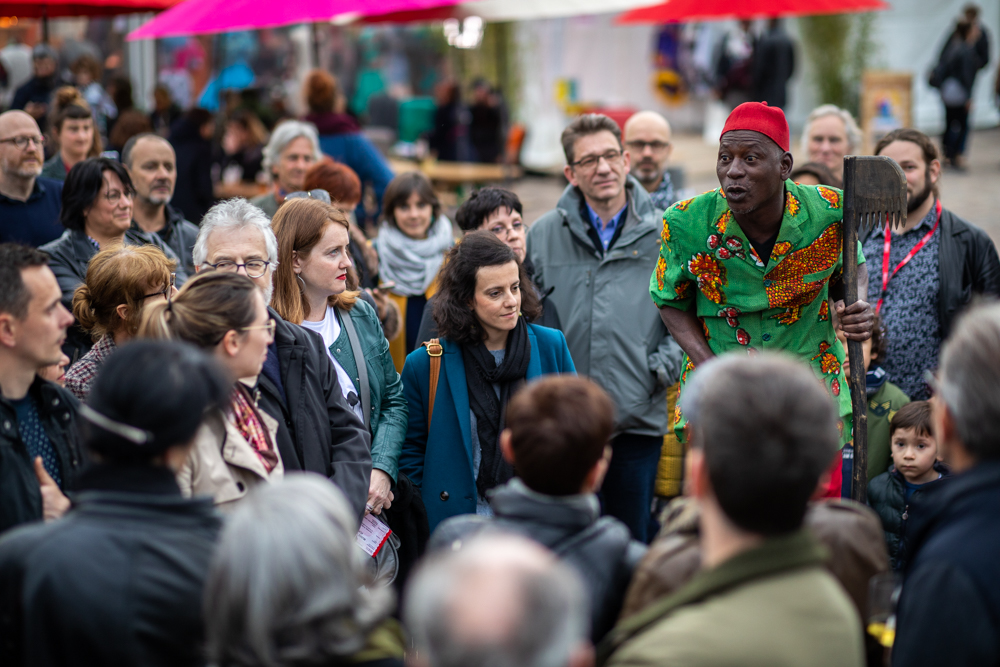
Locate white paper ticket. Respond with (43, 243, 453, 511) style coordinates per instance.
(356, 513, 392, 557)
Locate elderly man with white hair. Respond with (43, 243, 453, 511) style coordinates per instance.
(250, 120, 322, 218)
(193, 198, 372, 518)
(800, 104, 862, 187)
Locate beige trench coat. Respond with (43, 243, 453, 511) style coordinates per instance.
(177, 407, 283, 511)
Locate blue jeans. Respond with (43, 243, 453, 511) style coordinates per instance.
(600, 433, 662, 543)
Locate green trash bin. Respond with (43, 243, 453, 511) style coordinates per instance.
(398, 97, 436, 143)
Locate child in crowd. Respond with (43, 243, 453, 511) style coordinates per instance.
(867, 401, 950, 570)
(835, 311, 910, 488)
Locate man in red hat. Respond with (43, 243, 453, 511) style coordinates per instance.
(651, 102, 874, 496)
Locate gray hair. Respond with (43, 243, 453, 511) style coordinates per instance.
(801, 104, 862, 155)
(193, 198, 279, 267)
(561, 113, 622, 165)
(405, 534, 588, 667)
(262, 120, 321, 179)
(937, 301, 1000, 462)
(204, 474, 393, 667)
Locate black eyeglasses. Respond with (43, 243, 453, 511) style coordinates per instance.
(570, 150, 624, 172)
(142, 273, 176, 300)
(285, 189, 332, 204)
(0, 134, 45, 150)
(203, 260, 271, 279)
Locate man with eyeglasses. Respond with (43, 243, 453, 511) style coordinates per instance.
(123, 133, 200, 277)
(193, 198, 373, 519)
(624, 111, 677, 212)
(414, 187, 561, 345)
(527, 113, 684, 544)
(0, 110, 64, 247)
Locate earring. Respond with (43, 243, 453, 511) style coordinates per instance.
(296, 274, 306, 292)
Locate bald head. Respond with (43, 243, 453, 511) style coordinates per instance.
(624, 111, 672, 190)
(406, 535, 590, 667)
(124, 133, 177, 207)
(0, 110, 44, 185)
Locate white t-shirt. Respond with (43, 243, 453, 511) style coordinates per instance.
(300, 306, 366, 424)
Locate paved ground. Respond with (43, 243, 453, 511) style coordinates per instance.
(511, 128, 1000, 245)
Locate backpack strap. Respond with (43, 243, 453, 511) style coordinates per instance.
(422, 339, 443, 433)
(339, 307, 371, 430)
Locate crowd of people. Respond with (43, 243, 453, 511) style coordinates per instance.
(0, 36, 1000, 667)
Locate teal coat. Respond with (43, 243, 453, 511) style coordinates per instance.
(399, 324, 576, 531)
(328, 299, 407, 481)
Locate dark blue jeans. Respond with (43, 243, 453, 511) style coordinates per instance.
(600, 433, 662, 543)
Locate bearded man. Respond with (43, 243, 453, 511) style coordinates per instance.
(858, 128, 1000, 401)
(652, 102, 873, 497)
(123, 133, 200, 276)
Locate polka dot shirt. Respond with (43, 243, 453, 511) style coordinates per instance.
(11, 395, 62, 487)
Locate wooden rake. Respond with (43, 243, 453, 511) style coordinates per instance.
(842, 156, 907, 504)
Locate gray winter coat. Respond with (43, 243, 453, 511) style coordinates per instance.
(526, 177, 683, 437)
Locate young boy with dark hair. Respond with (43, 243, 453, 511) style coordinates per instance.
(836, 310, 911, 489)
(428, 375, 645, 642)
(867, 401, 950, 570)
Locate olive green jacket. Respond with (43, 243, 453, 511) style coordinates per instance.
(599, 530, 864, 667)
(329, 299, 407, 481)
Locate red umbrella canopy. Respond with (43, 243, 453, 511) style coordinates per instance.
(0, 0, 180, 18)
(617, 0, 890, 23)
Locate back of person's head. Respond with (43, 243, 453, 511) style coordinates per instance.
(227, 108, 269, 147)
(193, 198, 279, 267)
(681, 353, 838, 536)
(381, 171, 440, 227)
(271, 197, 360, 323)
(789, 162, 838, 187)
(84, 340, 230, 462)
(890, 401, 933, 439)
(60, 157, 135, 231)
(433, 231, 541, 346)
(936, 302, 1000, 462)
(506, 376, 615, 496)
(205, 474, 391, 667)
(304, 69, 338, 114)
(262, 120, 321, 178)
(109, 108, 153, 150)
(0, 243, 50, 319)
(138, 271, 258, 350)
(303, 157, 362, 206)
(109, 75, 134, 111)
(560, 114, 622, 164)
(955, 19, 973, 40)
(455, 188, 523, 232)
(405, 534, 589, 667)
(73, 243, 176, 341)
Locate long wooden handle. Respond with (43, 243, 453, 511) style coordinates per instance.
(843, 211, 868, 503)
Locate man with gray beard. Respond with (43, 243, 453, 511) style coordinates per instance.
(624, 111, 676, 212)
(123, 133, 200, 276)
(0, 110, 63, 246)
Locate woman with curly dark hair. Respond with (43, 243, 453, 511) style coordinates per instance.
(398, 231, 575, 531)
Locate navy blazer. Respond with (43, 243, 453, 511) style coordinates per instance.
(399, 324, 576, 531)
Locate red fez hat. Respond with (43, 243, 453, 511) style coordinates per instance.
(720, 102, 790, 152)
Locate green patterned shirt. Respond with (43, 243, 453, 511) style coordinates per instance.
(650, 180, 864, 446)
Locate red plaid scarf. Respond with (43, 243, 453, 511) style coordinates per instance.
(228, 385, 279, 473)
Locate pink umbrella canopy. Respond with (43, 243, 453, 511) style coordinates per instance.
(617, 0, 890, 23)
(126, 0, 464, 40)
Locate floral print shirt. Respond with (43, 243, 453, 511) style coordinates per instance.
(650, 180, 865, 446)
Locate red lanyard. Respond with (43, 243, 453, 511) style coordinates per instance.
(876, 200, 941, 314)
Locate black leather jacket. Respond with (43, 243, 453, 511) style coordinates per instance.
(429, 478, 646, 641)
(860, 205, 1000, 338)
(256, 309, 372, 519)
(0, 377, 85, 534)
